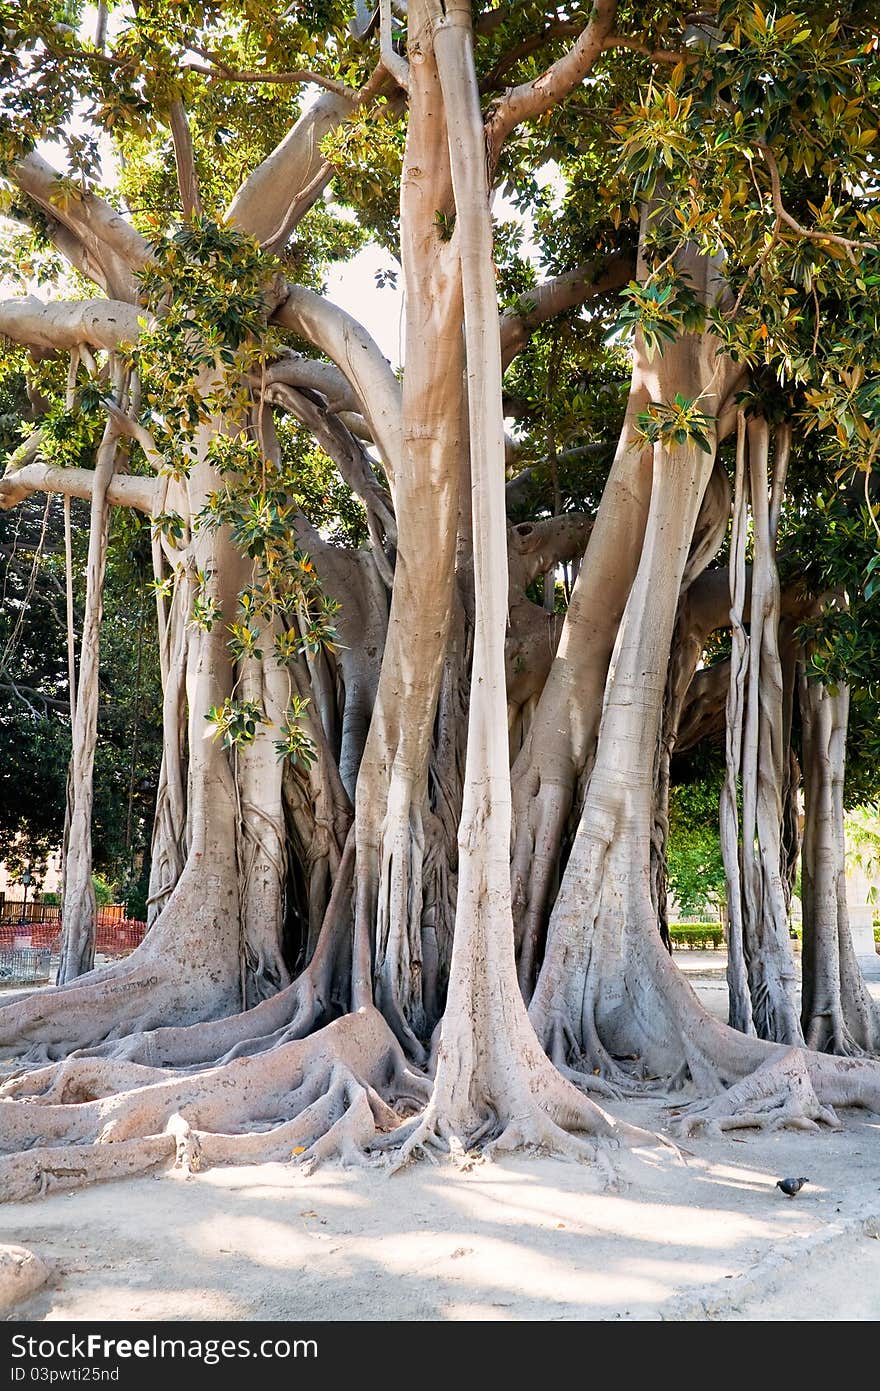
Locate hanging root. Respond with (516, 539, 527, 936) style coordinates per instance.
(0, 1008, 430, 1202)
(670, 1047, 841, 1138)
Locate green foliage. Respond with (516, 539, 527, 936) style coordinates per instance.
(667, 773, 728, 918)
(91, 872, 116, 906)
(205, 697, 266, 750)
(611, 275, 705, 359)
(634, 394, 715, 453)
(274, 695, 316, 768)
(669, 924, 726, 949)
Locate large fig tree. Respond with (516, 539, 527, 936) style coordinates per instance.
(1, 0, 880, 1196)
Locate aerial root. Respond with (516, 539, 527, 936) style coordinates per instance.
(669, 1048, 841, 1139)
(0, 1008, 425, 1201)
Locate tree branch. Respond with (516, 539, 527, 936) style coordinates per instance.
(480, 22, 582, 95)
(758, 143, 877, 260)
(601, 34, 691, 65)
(0, 296, 143, 353)
(225, 67, 400, 249)
(485, 0, 618, 166)
(265, 381, 397, 583)
(273, 287, 402, 480)
(508, 512, 593, 592)
(263, 355, 363, 414)
(184, 46, 358, 100)
(168, 100, 203, 220)
(499, 251, 633, 367)
(0, 463, 156, 513)
(11, 153, 150, 294)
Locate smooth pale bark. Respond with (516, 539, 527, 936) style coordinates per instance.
(227, 91, 355, 251)
(528, 245, 738, 1069)
(0, 423, 254, 1054)
(394, 2, 653, 1158)
(4, 3, 880, 1190)
(0, 296, 143, 354)
(499, 254, 633, 368)
(720, 412, 755, 1032)
(800, 676, 880, 1055)
(234, 618, 293, 1007)
(11, 153, 149, 300)
(146, 567, 190, 924)
(57, 424, 122, 981)
(273, 289, 402, 479)
(351, 0, 464, 1053)
(725, 419, 801, 1043)
(484, 0, 618, 165)
(0, 464, 155, 513)
(509, 349, 655, 994)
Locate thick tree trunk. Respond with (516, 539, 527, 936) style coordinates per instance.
(528, 259, 737, 1073)
(800, 675, 880, 1054)
(390, 3, 654, 1161)
(509, 353, 654, 995)
(352, 0, 464, 1054)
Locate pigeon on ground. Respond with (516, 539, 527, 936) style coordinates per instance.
(776, 1177, 809, 1197)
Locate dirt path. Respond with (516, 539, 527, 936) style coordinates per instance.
(2, 1105, 879, 1321)
(2, 963, 880, 1322)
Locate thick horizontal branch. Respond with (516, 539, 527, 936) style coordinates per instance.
(0, 463, 156, 513)
(0, 296, 143, 353)
(500, 252, 633, 368)
(273, 287, 402, 479)
(508, 511, 593, 592)
(676, 659, 728, 752)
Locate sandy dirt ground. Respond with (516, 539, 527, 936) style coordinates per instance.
(2, 956, 880, 1323)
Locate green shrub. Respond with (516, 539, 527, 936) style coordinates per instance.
(91, 873, 117, 906)
(669, 923, 725, 950)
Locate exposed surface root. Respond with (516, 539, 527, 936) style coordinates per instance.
(0, 896, 241, 1064)
(0, 1008, 429, 1202)
(0, 961, 337, 1098)
(670, 1048, 841, 1138)
(374, 1013, 665, 1187)
(377, 1094, 644, 1191)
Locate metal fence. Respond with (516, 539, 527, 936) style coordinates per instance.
(0, 948, 53, 984)
(0, 904, 147, 984)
